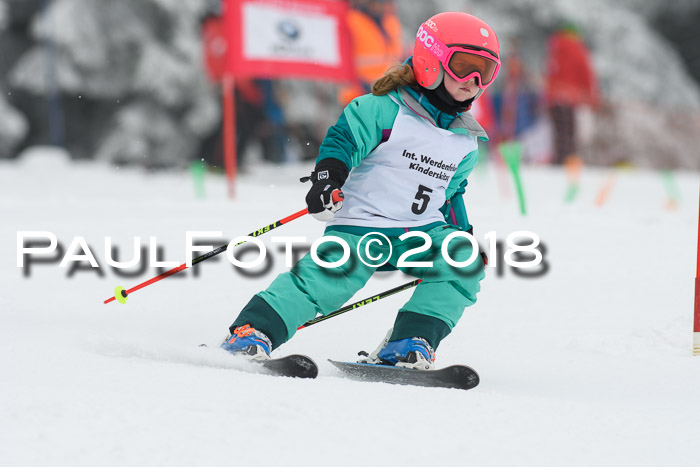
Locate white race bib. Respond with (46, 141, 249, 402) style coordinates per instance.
(328, 98, 478, 228)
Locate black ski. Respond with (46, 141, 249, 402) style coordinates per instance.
(259, 354, 318, 379)
(328, 360, 479, 390)
(199, 344, 318, 379)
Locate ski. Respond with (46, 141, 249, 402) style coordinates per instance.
(258, 354, 318, 379)
(199, 345, 318, 379)
(328, 359, 479, 390)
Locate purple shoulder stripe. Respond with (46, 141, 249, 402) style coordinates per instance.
(381, 129, 392, 143)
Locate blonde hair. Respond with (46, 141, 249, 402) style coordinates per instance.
(371, 64, 417, 96)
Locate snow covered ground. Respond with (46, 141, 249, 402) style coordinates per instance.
(1, 150, 699, 466)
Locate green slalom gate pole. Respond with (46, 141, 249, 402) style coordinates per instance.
(662, 169, 681, 209)
(499, 141, 527, 215)
(190, 160, 207, 199)
(564, 156, 583, 203)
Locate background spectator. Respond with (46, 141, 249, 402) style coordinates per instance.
(545, 23, 599, 165)
(339, 0, 403, 106)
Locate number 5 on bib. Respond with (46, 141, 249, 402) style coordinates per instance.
(412, 184, 433, 215)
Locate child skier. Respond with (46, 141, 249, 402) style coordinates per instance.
(222, 12, 501, 370)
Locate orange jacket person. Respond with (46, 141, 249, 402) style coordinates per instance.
(339, 0, 403, 106)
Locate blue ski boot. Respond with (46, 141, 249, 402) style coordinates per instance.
(377, 337, 436, 370)
(221, 324, 272, 361)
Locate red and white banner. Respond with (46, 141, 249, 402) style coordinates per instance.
(223, 0, 354, 82)
(202, 15, 228, 82)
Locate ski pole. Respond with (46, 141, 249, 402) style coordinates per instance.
(297, 279, 422, 330)
(104, 192, 342, 305)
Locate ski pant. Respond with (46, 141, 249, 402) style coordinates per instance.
(231, 225, 485, 350)
(549, 103, 576, 164)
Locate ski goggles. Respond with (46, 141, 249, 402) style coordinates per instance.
(416, 22, 501, 89)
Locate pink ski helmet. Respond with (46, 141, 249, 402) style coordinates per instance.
(413, 12, 501, 93)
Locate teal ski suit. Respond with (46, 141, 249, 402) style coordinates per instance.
(231, 86, 488, 350)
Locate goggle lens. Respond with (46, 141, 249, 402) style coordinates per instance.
(447, 51, 498, 85)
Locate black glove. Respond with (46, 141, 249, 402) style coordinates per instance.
(301, 158, 349, 221)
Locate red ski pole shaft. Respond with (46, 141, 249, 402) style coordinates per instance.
(104, 191, 343, 304)
(104, 207, 308, 304)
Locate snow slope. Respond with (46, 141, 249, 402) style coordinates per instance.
(1, 153, 699, 466)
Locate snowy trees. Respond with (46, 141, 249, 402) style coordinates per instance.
(6, 0, 219, 166)
(0, 0, 698, 168)
(0, 91, 28, 158)
(0, 0, 29, 158)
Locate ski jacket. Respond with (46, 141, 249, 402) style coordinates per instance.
(545, 31, 599, 108)
(318, 86, 487, 235)
(338, 7, 403, 105)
